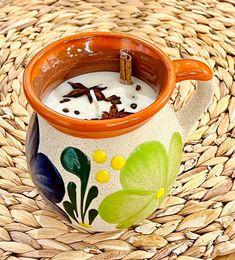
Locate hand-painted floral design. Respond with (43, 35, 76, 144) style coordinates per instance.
(26, 113, 68, 220)
(98, 132, 183, 229)
(26, 113, 39, 167)
(61, 147, 99, 227)
(32, 153, 65, 203)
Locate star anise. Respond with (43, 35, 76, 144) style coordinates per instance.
(101, 104, 133, 119)
(107, 95, 121, 105)
(90, 85, 107, 101)
(64, 82, 92, 103)
(64, 82, 107, 103)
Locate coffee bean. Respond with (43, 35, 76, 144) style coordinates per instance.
(62, 108, 69, 113)
(130, 103, 137, 109)
(60, 98, 71, 103)
(136, 85, 141, 91)
(74, 110, 80, 115)
(107, 95, 121, 104)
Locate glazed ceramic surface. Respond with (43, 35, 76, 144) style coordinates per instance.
(27, 104, 183, 231)
(24, 32, 213, 231)
(23, 32, 212, 138)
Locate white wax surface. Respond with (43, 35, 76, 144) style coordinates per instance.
(43, 71, 157, 119)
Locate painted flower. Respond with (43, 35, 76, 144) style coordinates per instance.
(98, 132, 183, 229)
(26, 113, 39, 167)
(26, 113, 67, 218)
(32, 153, 65, 203)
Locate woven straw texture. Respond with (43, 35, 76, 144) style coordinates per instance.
(0, 0, 235, 259)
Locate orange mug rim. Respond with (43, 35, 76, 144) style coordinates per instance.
(23, 32, 175, 135)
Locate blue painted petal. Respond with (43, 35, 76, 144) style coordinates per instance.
(26, 113, 39, 167)
(31, 153, 65, 203)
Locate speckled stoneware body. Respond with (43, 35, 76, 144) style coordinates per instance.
(23, 32, 213, 232)
(26, 104, 182, 231)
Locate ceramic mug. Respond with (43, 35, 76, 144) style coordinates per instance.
(23, 32, 213, 231)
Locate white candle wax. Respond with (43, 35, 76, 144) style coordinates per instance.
(43, 71, 157, 119)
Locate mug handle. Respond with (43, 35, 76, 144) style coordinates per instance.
(173, 59, 214, 138)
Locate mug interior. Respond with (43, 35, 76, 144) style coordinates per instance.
(31, 34, 168, 101)
(24, 33, 175, 138)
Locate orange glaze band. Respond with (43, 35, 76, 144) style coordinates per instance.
(23, 32, 213, 139)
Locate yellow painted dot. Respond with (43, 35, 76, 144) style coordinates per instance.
(95, 170, 110, 183)
(79, 222, 92, 228)
(155, 187, 165, 199)
(93, 150, 107, 164)
(111, 156, 126, 170)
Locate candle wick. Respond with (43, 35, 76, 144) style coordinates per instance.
(90, 90, 100, 118)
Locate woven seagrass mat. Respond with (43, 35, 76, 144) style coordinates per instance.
(0, 0, 235, 259)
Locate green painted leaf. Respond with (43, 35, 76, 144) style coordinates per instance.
(67, 182, 78, 217)
(120, 141, 168, 192)
(88, 209, 98, 225)
(63, 201, 77, 222)
(60, 147, 90, 180)
(84, 186, 98, 216)
(61, 147, 91, 222)
(167, 132, 183, 192)
(98, 190, 159, 229)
